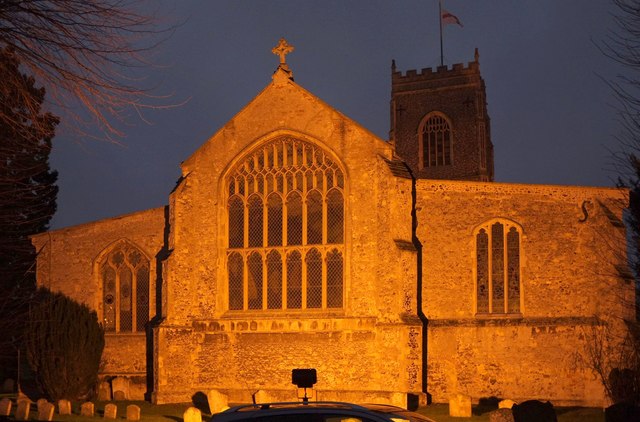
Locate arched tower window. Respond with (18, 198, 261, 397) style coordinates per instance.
(226, 137, 345, 311)
(100, 242, 150, 332)
(419, 113, 452, 168)
(475, 220, 521, 315)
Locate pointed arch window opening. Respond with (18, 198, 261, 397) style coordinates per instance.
(475, 221, 521, 315)
(101, 243, 150, 333)
(420, 114, 453, 168)
(227, 138, 345, 311)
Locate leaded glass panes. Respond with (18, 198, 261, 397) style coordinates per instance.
(228, 252, 244, 310)
(507, 227, 521, 313)
(476, 229, 489, 313)
(491, 222, 505, 313)
(287, 192, 303, 245)
(475, 220, 522, 315)
(267, 251, 283, 309)
(422, 114, 452, 168)
(226, 137, 345, 311)
(247, 252, 263, 310)
(228, 196, 244, 248)
(326, 190, 343, 244)
(248, 195, 263, 248)
(267, 194, 283, 247)
(306, 249, 322, 309)
(326, 249, 343, 308)
(286, 251, 302, 309)
(100, 242, 150, 333)
(306, 191, 323, 245)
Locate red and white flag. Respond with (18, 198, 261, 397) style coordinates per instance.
(442, 8, 463, 27)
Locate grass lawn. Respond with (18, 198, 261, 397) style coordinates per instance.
(0, 397, 606, 422)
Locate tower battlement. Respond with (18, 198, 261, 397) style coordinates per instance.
(392, 60, 479, 83)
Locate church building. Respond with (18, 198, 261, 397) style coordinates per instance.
(32, 39, 633, 407)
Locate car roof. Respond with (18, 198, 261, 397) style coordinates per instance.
(212, 401, 435, 422)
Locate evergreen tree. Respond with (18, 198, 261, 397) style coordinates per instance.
(0, 47, 58, 378)
(0, 47, 58, 290)
(26, 289, 105, 401)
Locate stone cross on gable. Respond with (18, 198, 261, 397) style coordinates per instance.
(272, 38, 294, 65)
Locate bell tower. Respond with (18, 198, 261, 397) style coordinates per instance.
(390, 49, 494, 181)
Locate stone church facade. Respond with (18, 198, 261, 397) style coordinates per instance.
(32, 41, 633, 407)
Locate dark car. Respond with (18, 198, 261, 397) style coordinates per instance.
(210, 401, 436, 422)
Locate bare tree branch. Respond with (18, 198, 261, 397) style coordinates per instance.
(0, 0, 178, 141)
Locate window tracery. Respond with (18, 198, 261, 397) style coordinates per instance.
(226, 138, 345, 311)
(475, 220, 521, 315)
(420, 113, 452, 168)
(100, 242, 150, 332)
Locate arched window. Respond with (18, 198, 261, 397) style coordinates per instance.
(420, 113, 452, 168)
(475, 220, 521, 315)
(100, 242, 150, 332)
(227, 138, 345, 311)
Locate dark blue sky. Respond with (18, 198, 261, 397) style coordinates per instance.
(49, 1, 621, 229)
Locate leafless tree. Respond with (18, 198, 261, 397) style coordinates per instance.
(0, 0, 175, 141)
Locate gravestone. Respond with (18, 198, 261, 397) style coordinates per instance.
(512, 400, 557, 422)
(104, 403, 117, 419)
(253, 390, 272, 404)
(38, 402, 55, 421)
(58, 399, 72, 415)
(0, 398, 12, 416)
(206, 390, 229, 414)
(98, 381, 111, 401)
(449, 393, 472, 417)
(2, 379, 14, 393)
(126, 404, 141, 421)
(183, 406, 202, 422)
(80, 402, 95, 417)
(605, 402, 640, 422)
(15, 399, 30, 421)
(36, 398, 48, 413)
(489, 408, 515, 422)
(499, 399, 517, 409)
(112, 377, 129, 400)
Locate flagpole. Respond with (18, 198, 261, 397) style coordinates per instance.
(439, 0, 444, 66)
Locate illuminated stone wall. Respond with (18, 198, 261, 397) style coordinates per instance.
(416, 180, 631, 406)
(152, 72, 422, 404)
(31, 207, 165, 391)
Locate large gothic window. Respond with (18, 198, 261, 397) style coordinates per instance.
(475, 220, 521, 315)
(101, 242, 150, 332)
(420, 113, 452, 168)
(227, 138, 345, 311)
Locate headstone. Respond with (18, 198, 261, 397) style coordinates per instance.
(0, 398, 12, 416)
(37, 398, 48, 415)
(489, 408, 515, 422)
(58, 399, 72, 415)
(38, 402, 55, 421)
(81, 401, 95, 417)
(98, 381, 112, 401)
(253, 390, 272, 404)
(104, 403, 117, 419)
(112, 377, 129, 401)
(512, 400, 557, 422)
(499, 399, 517, 409)
(183, 406, 202, 422)
(605, 402, 640, 422)
(15, 399, 30, 421)
(449, 393, 472, 417)
(2, 378, 14, 393)
(126, 404, 141, 421)
(206, 390, 229, 414)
